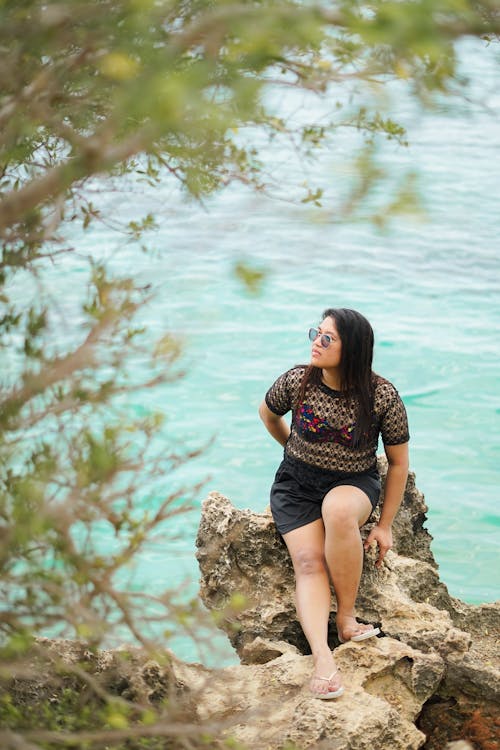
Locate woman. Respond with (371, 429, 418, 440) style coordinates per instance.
(259, 308, 409, 699)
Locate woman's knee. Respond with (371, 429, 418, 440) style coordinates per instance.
(291, 547, 327, 577)
(322, 499, 359, 532)
(322, 487, 372, 529)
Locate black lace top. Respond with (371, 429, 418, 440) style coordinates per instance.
(265, 366, 409, 474)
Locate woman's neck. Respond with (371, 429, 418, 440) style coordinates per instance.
(321, 368, 342, 391)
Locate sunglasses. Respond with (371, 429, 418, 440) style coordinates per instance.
(308, 327, 336, 348)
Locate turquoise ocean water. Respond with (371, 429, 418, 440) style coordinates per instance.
(14, 40, 500, 665)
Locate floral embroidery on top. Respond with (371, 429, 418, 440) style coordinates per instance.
(295, 403, 355, 446)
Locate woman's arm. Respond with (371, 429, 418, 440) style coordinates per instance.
(363, 441, 409, 567)
(258, 401, 290, 447)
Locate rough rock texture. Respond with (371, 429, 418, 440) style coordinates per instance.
(7, 637, 188, 708)
(3, 465, 498, 750)
(196, 460, 500, 749)
(174, 638, 445, 750)
(3, 637, 444, 750)
(196, 461, 468, 660)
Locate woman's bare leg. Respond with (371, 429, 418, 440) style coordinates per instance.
(322, 485, 376, 641)
(282, 520, 342, 695)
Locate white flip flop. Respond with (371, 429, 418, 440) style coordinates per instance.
(311, 670, 344, 699)
(339, 625, 380, 643)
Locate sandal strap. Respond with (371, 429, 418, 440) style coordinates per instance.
(316, 669, 339, 682)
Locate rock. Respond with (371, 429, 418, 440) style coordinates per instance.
(8, 637, 188, 709)
(239, 637, 301, 665)
(196, 461, 500, 749)
(174, 638, 444, 750)
(195, 491, 470, 660)
(3, 465, 498, 750)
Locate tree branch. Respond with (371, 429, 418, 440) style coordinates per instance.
(0, 731, 43, 750)
(0, 306, 138, 418)
(20, 718, 233, 747)
(0, 131, 150, 234)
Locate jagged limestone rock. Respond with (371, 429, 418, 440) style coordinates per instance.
(195, 462, 500, 749)
(174, 639, 444, 750)
(195, 465, 470, 659)
(4, 466, 497, 750)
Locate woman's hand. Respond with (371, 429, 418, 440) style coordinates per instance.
(363, 524, 393, 568)
(365, 442, 408, 567)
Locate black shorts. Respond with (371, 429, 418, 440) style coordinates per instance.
(270, 455, 381, 536)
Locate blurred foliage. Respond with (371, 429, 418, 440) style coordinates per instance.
(0, 1, 498, 748)
(1, 0, 498, 242)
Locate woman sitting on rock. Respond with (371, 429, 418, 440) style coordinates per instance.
(259, 307, 409, 699)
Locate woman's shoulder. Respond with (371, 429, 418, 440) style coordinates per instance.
(280, 364, 307, 387)
(372, 373, 402, 402)
(290, 364, 308, 376)
(268, 365, 306, 388)
(279, 364, 307, 379)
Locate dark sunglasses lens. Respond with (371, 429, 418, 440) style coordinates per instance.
(308, 328, 317, 342)
(320, 334, 331, 348)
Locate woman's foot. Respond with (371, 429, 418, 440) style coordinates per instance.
(336, 614, 380, 643)
(310, 651, 344, 699)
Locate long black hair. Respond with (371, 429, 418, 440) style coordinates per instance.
(299, 308, 376, 445)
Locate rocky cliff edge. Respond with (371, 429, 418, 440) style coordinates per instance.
(3, 461, 498, 750)
(193, 458, 499, 749)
